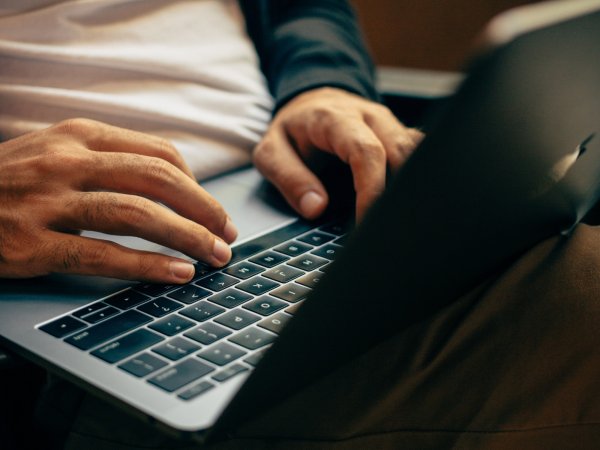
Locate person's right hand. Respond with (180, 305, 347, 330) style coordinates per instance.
(0, 118, 237, 283)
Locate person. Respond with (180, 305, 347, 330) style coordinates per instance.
(0, 0, 422, 284)
(2, 1, 600, 450)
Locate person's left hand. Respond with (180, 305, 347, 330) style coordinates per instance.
(253, 87, 424, 220)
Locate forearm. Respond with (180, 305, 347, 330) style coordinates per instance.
(240, 0, 379, 112)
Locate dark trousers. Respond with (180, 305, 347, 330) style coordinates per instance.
(4, 224, 600, 449)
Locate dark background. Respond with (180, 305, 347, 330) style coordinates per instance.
(352, 0, 542, 70)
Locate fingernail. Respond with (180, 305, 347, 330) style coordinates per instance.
(212, 238, 232, 266)
(223, 217, 238, 243)
(169, 261, 195, 282)
(299, 191, 325, 218)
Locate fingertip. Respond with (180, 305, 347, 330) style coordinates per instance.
(168, 260, 195, 283)
(299, 190, 327, 219)
(211, 238, 232, 267)
(222, 217, 238, 243)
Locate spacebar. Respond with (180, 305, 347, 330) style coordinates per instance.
(64, 310, 152, 351)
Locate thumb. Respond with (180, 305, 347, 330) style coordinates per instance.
(253, 128, 329, 219)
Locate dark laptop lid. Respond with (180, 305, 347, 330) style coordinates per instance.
(215, 3, 600, 435)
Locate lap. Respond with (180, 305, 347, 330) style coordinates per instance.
(19, 224, 600, 449)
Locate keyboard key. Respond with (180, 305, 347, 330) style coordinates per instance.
(243, 296, 288, 316)
(229, 220, 313, 264)
(262, 265, 304, 283)
(40, 315, 86, 338)
(311, 243, 342, 260)
(224, 262, 264, 280)
(319, 263, 331, 273)
(334, 235, 348, 245)
(104, 290, 150, 310)
(258, 312, 292, 334)
(180, 301, 225, 322)
(229, 327, 276, 350)
(91, 329, 164, 364)
(152, 337, 200, 361)
(249, 251, 289, 268)
(119, 353, 168, 377)
(178, 380, 215, 400)
(236, 276, 279, 296)
(64, 310, 152, 350)
(191, 263, 216, 281)
(83, 306, 119, 324)
(212, 363, 248, 382)
(149, 315, 195, 336)
(184, 322, 231, 345)
(137, 297, 183, 318)
(208, 288, 252, 308)
(73, 302, 107, 319)
(297, 231, 334, 246)
(296, 271, 323, 288)
(149, 358, 214, 392)
(215, 309, 260, 330)
(286, 301, 304, 315)
(270, 284, 312, 303)
(198, 342, 246, 366)
(167, 286, 211, 304)
(288, 254, 328, 271)
(244, 348, 269, 367)
(133, 283, 178, 297)
(319, 222, 349, 236)
(274, 241, 313, 257)
(197, 273, 239, 292)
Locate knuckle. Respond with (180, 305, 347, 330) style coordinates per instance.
(55, 118, 97, 137)
(353, 139, 386, 162)
(80, 192, 107, 224)
(0, 218, 39, 266)
(394, 130, 423, 158)
(156, 137, 179, 159)
(252, 139, 277, 169)
(29, 137, 91, 177)
(80, 243, 110, 271)
(312, 105, 340, 125)
(345, 139, 386, 175)
(364, 103, 395, 121)
(377, 103, 395, 117)
(135, 253, 158, 279)
(143, 157, 177, 184)
(48, 148, 89, 173)
(409, 128, 425, 142)
(394, 138, 416, 158)
(118, 196, 152, 227)
(60, 243, 83, 271)
(0, 240, 34, 267)
(43, 239, 84, 271)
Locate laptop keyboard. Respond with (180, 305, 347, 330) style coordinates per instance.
(38, 220, 347, 401)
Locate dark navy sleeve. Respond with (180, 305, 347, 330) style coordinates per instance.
(239, 0, 379, 112)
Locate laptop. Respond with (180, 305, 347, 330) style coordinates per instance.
(2, 0, 600, 443)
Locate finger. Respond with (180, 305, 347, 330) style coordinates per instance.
(51, 118, 195, 179)
(408, 128, 425, 145)
(39, 231, 201, 283)
(253, 128, 328, 219)
(57, 191, 232, 267)
(79, 151, 237, 243)
(344, 133, 387, 220)
(317, 118, 387, 220)
(364, 110, 421, 172)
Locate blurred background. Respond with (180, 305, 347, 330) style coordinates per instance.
(351, 0, 543, 71)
